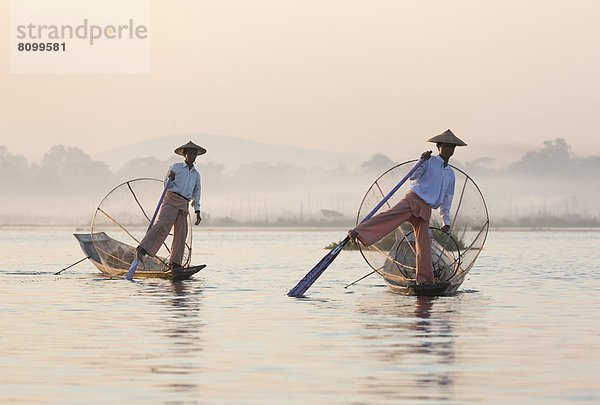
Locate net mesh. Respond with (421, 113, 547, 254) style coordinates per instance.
(356, 160, 489, 286)
(90, 178, 192, 273)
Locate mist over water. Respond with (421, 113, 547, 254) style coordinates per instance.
(1, 137, 599, 226)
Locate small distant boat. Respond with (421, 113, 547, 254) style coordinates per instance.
(74, 232, 205, 281)
(321, 209, 345, 218)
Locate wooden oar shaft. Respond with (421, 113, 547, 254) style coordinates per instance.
(362, 159, 425, 223)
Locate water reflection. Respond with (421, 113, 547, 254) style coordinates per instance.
(139, 279, 205, 397)
(412, 297, 454, 359)
(357, 294, 457, 402)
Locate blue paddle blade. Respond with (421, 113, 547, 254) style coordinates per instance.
(287, 236, 350, 297)
(125, 257, 139, 281)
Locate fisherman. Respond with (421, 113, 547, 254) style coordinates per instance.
(348, 129, 467, 284)
(136, 141, 205, 269)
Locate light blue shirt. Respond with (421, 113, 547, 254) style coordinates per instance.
(166, 162, 201, 212)
(408, 156, 455, 226)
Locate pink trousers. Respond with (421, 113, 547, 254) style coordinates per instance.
(353, 191, 434, 284)
(139, 191, 189, 266)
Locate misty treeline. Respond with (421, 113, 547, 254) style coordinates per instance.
(0, 143, 368, 224)
(461, 138, 600, 226)
(1, 138, 599, 226)
(463, 138, 600, 177)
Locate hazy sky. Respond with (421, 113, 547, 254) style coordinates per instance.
(1, 0, 599, 165)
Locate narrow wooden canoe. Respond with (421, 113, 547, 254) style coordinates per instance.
(380, 271, 455, 296)
(74, 232, 205, 280)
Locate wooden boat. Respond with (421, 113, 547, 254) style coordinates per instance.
(381, 272, 454, 296)
(376, 237, 460, 296)
(74, 232, 205, 281)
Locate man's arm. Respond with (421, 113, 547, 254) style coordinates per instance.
(193, 172, 202, 225)
(166, 164, 176, 182)
(439, 175, 455, 232)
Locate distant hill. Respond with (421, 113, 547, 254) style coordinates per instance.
(93, 133, 366, 171)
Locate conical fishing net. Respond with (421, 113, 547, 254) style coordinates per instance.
(90, 178, 192, 274)
(356, 160, 489, 288)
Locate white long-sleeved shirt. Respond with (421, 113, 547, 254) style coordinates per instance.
(408, 156, 455, 226)
(166, 162, 201, 212)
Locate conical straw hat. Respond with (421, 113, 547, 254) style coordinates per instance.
(174, 141, 207, 156)
(427, 129, 467, 146)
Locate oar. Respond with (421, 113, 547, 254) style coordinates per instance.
(287, 158, 426, 297)
(126, 178, 172, 281)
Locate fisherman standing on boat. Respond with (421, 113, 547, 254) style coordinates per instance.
(348, 129, 467, 285)
(136, 141, 205, 270)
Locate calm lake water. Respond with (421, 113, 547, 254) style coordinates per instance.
(0, 227, 598, 403)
